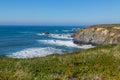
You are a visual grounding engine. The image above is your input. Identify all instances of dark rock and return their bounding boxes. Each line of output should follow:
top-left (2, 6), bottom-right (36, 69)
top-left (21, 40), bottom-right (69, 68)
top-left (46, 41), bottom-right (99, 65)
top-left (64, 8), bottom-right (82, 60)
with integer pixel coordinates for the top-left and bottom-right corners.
top-left (71, 34), bottom-right (74, 38)
top-left (59, 34), bottom-right (62, 36)
top-left (44, 32), bottom-right (50, 35)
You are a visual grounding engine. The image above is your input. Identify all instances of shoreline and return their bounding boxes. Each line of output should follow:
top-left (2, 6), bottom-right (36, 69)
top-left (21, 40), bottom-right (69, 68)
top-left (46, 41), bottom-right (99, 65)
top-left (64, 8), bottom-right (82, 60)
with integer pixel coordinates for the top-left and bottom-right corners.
top-left (1, 43), bottom-right (94, 59)
top-left (0, 44), bottom-right (119, 80)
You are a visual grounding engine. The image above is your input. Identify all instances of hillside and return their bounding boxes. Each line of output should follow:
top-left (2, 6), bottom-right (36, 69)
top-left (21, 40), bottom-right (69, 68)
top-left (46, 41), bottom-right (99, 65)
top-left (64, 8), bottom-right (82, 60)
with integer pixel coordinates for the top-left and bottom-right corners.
top-left (0, 44), bottom-right (120, 80)
top-left (73, 24), bottom-right (120, 45)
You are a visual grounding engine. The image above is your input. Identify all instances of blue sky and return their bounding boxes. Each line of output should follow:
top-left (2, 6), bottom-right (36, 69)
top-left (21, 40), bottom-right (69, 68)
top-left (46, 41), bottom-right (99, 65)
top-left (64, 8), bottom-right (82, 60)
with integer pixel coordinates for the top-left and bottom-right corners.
top-left (0, 0), bottom-right (120, 25)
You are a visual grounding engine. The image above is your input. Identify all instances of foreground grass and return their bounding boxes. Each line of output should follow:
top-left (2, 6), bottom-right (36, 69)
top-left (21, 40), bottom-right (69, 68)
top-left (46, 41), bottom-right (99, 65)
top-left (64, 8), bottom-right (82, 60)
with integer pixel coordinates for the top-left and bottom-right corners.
top-left (0, 44), bottom-right (120, 80)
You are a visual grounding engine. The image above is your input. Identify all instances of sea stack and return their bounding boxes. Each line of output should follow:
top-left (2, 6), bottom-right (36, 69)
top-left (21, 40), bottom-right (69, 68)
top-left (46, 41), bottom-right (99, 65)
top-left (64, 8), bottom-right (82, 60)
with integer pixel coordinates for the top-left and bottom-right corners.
top-left (73, 24), bottom-right (120, 46)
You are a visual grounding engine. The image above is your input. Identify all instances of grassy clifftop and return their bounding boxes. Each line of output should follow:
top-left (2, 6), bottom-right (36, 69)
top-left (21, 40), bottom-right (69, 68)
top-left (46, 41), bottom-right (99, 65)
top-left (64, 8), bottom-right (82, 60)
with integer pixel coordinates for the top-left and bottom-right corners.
top-left (0, 44), bottom-right (120, 80)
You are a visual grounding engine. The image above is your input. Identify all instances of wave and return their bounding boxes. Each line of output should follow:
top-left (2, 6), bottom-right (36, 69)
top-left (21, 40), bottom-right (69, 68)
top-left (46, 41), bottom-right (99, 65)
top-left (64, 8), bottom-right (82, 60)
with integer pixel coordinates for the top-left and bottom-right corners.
top-left (72, 28), bottom-right (78, 31)
top-left (49, 34), bottom-right (72, 39)
top-left (62, 30), bottom-right (71, 32)
top-left (38, 40), bottom-right (94, 49)
top-left (7, 47), bottom-right (62, 58)
top-left (36, 33), bottom-right (45, 36)
top-left (37, 33), bottom-right (72, 39)
top-left (62, 28), bottom-right (78, 32)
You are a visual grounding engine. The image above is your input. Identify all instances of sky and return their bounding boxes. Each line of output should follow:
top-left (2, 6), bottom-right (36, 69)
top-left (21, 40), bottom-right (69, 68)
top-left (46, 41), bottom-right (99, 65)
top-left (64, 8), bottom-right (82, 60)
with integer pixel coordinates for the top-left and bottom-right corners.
top-left (0, 0), bottom-right (120, 25)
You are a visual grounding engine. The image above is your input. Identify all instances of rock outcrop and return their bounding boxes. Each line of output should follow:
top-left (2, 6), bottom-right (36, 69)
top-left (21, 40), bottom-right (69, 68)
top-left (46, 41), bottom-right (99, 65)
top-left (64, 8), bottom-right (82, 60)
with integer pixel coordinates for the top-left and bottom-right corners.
top-left (44, 32), bottom-right (50, 35)
top-left (73, 24), bottom-right (120, 45)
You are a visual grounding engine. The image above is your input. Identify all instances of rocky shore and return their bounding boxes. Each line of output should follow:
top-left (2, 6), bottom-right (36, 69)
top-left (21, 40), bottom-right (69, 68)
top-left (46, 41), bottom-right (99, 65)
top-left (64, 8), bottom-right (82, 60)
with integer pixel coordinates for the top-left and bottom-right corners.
top-left (73, 24), bottom-right (120, 45)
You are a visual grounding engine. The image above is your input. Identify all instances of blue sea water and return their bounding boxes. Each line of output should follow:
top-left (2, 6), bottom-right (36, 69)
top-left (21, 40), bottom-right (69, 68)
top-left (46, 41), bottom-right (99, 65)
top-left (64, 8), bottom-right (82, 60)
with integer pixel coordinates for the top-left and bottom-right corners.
top-left (0, 26), bottom-right (93, 58)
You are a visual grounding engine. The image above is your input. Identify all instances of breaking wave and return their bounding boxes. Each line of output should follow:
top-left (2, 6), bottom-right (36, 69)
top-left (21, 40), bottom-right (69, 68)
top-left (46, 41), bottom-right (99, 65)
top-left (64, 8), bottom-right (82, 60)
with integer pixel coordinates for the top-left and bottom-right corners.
top-left (37, 33), bottom-right (72, 39)
top-left (49, 34), bottom-right (72, 39)
top-left (7, 47), bottom-right (62, 58)
top-left (38, 40), bottom-right (94, 49)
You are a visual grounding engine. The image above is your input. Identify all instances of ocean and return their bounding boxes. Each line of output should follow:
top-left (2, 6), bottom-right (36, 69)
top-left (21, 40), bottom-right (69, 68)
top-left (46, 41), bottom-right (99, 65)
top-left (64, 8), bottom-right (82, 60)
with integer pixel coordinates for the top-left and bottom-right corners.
top-left (0, 26), bottom-right (93, 58)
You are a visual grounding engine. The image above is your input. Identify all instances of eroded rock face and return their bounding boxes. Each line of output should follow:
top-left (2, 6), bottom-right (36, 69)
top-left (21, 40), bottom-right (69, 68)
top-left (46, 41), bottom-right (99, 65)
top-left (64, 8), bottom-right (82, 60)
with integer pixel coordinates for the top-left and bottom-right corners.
top-left (73, 24), bottom-right (120, 45)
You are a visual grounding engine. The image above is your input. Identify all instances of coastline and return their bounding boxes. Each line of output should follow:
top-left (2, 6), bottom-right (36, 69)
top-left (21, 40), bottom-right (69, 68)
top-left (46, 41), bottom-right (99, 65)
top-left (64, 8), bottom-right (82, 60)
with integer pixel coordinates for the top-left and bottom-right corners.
top-left (0, 24), bottom-right (120, 79)
top-left (73, 24), bottom-right (120, 46)
top-left (0, 26), bottom-right (85, 58)
top-left (0, 44), bottom-right (120, 80)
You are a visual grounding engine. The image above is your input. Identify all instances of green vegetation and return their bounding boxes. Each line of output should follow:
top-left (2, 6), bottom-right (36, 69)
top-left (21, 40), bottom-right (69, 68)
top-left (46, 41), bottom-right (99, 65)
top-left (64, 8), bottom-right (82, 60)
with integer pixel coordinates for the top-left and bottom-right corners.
top-left (0, 44), bottom-right (120, 80)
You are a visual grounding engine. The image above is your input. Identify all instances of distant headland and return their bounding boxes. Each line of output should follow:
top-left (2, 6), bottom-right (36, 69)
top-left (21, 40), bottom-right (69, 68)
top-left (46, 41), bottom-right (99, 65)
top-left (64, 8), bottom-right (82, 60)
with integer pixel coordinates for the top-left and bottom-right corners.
top-left (73, 24), bottom-right (120, 46)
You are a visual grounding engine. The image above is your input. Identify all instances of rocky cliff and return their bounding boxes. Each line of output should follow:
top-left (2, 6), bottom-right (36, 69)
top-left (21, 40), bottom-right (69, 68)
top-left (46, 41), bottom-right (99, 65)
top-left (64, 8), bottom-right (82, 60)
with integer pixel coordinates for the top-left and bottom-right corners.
top-left (73, 24), bottom-right (120, 45)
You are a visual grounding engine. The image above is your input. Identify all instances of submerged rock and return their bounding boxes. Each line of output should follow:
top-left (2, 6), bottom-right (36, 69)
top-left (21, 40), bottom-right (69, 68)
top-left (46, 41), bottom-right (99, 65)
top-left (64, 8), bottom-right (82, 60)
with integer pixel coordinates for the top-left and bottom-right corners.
top-left (44, 32), bottom-right (50, 35)
top-left (73, 24), bottom-right (120, 45)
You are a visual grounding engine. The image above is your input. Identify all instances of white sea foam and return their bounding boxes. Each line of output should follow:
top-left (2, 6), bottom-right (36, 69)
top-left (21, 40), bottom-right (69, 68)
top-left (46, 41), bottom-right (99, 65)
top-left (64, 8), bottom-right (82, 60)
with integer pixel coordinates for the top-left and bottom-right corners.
top-left (37, 33), bottom-right (72, 39)
top-left (37, 33), bottom-right (45, 36)
top-left (7, 40), bottom-right (94, 58)
top-left (72, 28), bottom-right (78, 31)
top-left (38, 40), bottom-right (94, 49)
top-left (7, 47), bottom-right (62, 58)
top-left (49, 34), bottom-right (72, 39)
top-left (62, 28), bottom-right (78, 32)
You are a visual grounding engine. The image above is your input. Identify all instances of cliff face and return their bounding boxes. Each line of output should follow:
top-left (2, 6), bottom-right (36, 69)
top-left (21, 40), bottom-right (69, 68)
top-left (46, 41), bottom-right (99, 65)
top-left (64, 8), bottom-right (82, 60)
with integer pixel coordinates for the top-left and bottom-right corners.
top-left (73, 24), bottom-right (120, 45)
